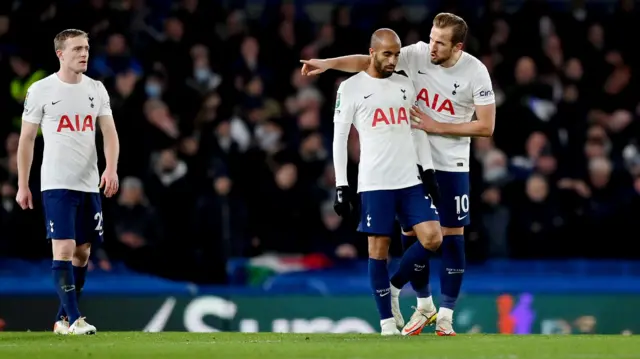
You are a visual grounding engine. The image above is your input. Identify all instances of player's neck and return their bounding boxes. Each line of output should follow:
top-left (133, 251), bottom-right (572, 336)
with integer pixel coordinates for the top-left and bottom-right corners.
top-left (440, 50), bottom-right (463, 69)
top-left (365, 67), bottom-right (387, 79)
top-left (56, 69), bottom-right (83, 84)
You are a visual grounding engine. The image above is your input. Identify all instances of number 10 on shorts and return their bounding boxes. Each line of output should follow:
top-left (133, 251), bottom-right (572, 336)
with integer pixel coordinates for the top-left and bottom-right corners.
top-left (454, 195), bottom-right (469, 214)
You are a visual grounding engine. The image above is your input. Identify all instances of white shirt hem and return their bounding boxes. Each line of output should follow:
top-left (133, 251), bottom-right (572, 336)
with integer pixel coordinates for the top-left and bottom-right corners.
top-left (41, 186), bottom-right (100, 194)
top-left (357, 180), bottom-right (421, 193)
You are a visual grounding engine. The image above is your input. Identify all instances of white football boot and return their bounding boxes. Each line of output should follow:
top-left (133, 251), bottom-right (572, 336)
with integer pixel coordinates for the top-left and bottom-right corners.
top-left (53, 317), bottom-right (69, 335)
top-left (68, 317), bottom-right (97, 335)
top-left (435, 308), bottom-right (457, 336)
top-left (401, 306), bottom-right (437, 336)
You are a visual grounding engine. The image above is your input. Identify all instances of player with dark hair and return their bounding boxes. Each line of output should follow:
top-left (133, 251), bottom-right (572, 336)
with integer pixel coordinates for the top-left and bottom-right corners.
top-left (303, 13), bottom-right (496, 336)
top-left (332, 28), bottom-right (442, 335)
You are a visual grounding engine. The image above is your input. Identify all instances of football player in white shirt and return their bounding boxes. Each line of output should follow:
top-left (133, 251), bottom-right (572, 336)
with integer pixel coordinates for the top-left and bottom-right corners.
top-left (302, 13), bottom-right (496, 336)
top-left (332, 28), bottom-right (442, 336)
top-left (16, 29), bottom-right (120, 335)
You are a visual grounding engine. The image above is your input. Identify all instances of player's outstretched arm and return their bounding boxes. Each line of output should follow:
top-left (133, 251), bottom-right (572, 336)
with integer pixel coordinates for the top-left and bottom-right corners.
top-left (300, 55), bottom-right (370, 76)
top-left (98, 115), bottom-right (120, 197)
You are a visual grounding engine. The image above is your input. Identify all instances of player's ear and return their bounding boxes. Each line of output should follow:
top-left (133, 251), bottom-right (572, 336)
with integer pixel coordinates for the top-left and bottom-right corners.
top-left (368, 48), bottom-right (375, 57)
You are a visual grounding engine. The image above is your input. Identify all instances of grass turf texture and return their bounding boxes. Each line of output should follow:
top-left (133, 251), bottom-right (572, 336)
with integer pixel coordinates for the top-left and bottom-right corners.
top-left (0, 332), bottom-right (638, 359)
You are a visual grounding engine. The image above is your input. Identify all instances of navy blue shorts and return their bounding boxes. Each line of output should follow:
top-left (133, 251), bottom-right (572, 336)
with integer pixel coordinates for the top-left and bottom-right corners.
top-left (435, 171), bottom-right (470, 228)
top-left (42, 189), bottom-right (104, 244)
top-left (358, 184), bottom-right (439, 236)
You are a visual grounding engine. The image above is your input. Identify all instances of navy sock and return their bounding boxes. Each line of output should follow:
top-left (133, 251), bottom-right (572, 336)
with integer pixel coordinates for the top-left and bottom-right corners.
top-left (439, 235), bottom-right (466, 310)
top-left (56, 265), bottom-right (88, 321)
top-left (368, 258), bottom-right (393, 320)
top-left (401, 233), bottom-right (431, 297)
top-left (390, 241), bottom-right (432, 289)
top-left (400, 233), bottom-right (417, 251)
top-left (52, 260), bottom-right (81, 324)
top-left (74, 265), bottom-right (88, 300)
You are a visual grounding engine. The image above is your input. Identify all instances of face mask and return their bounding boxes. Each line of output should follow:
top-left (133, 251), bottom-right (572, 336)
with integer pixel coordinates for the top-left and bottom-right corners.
top-left (258, 131), bottom-right (281, 151)
top-left (145, 83), bottom-right (161, 98)
top-left (194, 68), bottom-right (211, 82)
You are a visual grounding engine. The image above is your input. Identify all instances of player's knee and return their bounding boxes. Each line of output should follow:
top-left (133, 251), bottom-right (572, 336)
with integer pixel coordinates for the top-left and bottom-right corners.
top-left (442, 226), bottom-right (464, 236)
top-left (73, 244), bottom-right (91, 266)
top-left (368, 236), bottom-right (391, 260)
top-left (413, 221), bottom-right (443, 251)
top-left (51, 239), bottom-right (76, 260)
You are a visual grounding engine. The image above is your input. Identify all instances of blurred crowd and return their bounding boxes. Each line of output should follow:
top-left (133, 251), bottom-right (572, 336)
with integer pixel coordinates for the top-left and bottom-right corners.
top-left (1, 0), bottom-right (640, 283)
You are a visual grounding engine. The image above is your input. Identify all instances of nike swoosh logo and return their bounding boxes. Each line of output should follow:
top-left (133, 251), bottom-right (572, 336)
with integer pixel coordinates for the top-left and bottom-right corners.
top-left (418, 70), bottom-right (427, 74)
top-left (379, 291), bottom-right (390, 297)
top-left (364, 94), bottom-right (373, 99)
top-left (52, 100), bottom-right (61, 105)
top-left (458, 215), bottom-right (468, 220)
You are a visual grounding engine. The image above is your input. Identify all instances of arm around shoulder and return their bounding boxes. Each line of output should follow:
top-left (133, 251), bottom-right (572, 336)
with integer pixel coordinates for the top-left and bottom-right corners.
top-left (301, 55), bottom-right (370, 75)
top-left (327, 55), bottom-right (370, 73)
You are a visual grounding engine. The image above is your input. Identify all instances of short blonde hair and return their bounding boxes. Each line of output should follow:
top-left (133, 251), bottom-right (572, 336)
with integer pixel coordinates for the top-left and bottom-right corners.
top-left (54, 29), bottom-right (89, 51)
top-left (433, 13), bottom-right (468, 45)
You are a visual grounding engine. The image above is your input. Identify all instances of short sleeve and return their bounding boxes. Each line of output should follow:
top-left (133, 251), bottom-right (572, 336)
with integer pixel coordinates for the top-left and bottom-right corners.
top-left (333, 81), bottom-right (356, 124)
top-left (22, 83), bottom-right (45, 125)
top-left (472, 64), bottom-right (495, 106)
top-left (97, 81), bottom-right (112, 117)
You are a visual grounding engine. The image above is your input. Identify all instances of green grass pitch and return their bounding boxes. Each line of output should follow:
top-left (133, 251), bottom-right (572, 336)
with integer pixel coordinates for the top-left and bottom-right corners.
top-left (0, 332), bottom-right (638, 359)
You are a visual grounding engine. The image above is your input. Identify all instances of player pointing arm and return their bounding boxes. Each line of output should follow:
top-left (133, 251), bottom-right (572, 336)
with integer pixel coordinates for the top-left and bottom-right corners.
top-left (307, 13), bottom-right (497, 337)
top-left (300, 21), bottom-right (495, 138)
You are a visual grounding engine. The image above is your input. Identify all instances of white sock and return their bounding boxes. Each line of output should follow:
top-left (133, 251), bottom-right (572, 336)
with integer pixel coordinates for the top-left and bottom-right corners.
top-left (417, 296), bottom-right (436, 312)
top-left (380, 317), bottom-right (395, 327)
top-left (390, 284), bottom-right (401, 297)
top-left (438, 307), bottom-right (454, 320)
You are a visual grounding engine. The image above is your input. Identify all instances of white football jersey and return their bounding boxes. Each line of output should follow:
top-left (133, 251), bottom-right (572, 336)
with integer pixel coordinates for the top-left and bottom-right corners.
top-left (334, 71), bottom-right (421, 192)
top-left (23, 74), bottom-right (112, 193)
top-left (397, 41), bottom-right (495, 172)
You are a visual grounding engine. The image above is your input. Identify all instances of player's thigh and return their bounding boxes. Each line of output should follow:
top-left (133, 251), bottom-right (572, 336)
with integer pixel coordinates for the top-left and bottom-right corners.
top-left (396, 184), bottom-right (439, 230)
top-left (42, 189), bottom-right (80, 241)
top-left (358, 190), bottom-right (396, 236)
top-left (76, 192), bottom-right (104, 246)
top-left (434, 171), bottom-right (470, 228)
